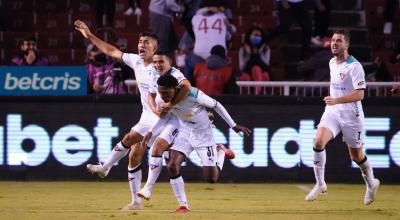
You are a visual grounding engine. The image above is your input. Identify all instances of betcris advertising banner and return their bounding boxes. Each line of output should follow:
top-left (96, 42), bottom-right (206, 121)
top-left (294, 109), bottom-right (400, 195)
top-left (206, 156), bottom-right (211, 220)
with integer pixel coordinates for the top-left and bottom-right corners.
top-left (0, 96), bottom-right (399, 182)
top-left (0, 66), bottom-right (86, 96)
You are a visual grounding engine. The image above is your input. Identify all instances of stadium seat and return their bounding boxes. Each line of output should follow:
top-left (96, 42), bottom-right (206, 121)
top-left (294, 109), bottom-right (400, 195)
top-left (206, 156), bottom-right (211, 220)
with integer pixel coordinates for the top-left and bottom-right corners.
top-left (231, 0), bottom-right (274, 16)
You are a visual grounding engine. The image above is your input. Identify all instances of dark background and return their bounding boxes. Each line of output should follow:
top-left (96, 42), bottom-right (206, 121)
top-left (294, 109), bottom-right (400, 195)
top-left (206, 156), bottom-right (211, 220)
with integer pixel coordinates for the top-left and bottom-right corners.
top-left (0, 95), bottom-right (399, 183)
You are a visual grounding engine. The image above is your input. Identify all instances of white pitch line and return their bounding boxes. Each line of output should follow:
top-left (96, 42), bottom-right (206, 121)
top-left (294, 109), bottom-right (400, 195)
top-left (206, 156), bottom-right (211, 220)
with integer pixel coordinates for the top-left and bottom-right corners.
top-left (297, 184), bottom-right (312, 192)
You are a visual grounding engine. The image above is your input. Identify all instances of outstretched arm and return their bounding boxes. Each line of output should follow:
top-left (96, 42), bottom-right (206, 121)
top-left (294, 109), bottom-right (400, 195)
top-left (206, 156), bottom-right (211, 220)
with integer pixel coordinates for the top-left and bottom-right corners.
top-left (74, 20), bottom-right (123, 60)
top-left (196, 89), bottom-right (251, 136)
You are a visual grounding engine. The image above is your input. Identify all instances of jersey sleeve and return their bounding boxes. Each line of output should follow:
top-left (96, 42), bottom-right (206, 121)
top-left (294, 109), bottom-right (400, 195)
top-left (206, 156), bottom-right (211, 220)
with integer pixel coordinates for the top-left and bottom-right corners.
top-left (350, 63), bottom-right (366, 90)
top-left (195, 89), bottom-right (217, 108)
top-left (196, 89), bottom-right (236, 128)
top-left (148, 71), bottom-right (159, 94)
top-left (171, 68), bottom-right (186, 84)
top-left (121, 53), bottom-right (140, 70)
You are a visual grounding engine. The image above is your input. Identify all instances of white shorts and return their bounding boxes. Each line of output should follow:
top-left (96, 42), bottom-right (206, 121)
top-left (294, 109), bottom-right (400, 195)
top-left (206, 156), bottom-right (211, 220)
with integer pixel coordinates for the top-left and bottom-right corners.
top-left (171, 126), bottom-right (217, 166)
top-left (132, 113), bottom-right (179, 147)
top-left (318, 110), bottom-right (364, 148)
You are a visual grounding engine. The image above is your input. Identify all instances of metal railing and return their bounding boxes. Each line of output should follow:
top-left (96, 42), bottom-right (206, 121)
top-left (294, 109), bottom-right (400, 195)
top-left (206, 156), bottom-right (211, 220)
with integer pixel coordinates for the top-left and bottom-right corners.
top-left (125, 80), bottom-right (400, 97)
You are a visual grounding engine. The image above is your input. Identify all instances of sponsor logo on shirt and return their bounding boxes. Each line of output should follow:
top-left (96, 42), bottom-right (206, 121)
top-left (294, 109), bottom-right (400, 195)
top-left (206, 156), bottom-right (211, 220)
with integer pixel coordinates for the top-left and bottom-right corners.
top-left (184, 114), bottom-right (193, 119)
top-left (339, 72), bottom-right (346, 80)
top-left (358, 81), bottom-right (365, 86)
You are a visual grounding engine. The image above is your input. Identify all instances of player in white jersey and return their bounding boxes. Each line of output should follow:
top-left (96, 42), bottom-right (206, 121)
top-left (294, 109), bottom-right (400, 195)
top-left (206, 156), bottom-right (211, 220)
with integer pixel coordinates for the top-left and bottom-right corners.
top-left (137, 51), bottom-right (236, 202)
top-left (74, 20), bottom-right (191, 210)
top-left (305, 29), bottom-right (379, 205)
top-left (140, 73), bottom-right (251, 213)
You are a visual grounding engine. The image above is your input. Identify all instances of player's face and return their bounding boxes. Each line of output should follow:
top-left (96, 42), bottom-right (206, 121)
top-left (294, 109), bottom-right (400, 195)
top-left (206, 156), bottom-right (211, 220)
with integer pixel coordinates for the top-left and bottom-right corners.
top-left (138, 36), bottom-right (157, 60)
top-left (158, 86), bottom-right (176, 103)
top-left (331, 33), bottom-right (349, 56)
top-left (153, 54), bottom-right (172, 74)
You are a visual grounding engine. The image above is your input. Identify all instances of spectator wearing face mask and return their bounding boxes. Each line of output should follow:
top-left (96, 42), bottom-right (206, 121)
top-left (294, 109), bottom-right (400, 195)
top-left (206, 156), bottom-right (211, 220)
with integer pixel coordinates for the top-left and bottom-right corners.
top-left (10, 36), bottom-right (49, 66)
top-left (238, 26), bottom-right (270, 82)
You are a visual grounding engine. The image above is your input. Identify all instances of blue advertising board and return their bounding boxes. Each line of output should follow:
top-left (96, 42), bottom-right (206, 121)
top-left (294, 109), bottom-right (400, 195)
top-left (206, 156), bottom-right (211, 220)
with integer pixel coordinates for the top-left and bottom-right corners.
top-left (0, 66), bottom-right (87, 96)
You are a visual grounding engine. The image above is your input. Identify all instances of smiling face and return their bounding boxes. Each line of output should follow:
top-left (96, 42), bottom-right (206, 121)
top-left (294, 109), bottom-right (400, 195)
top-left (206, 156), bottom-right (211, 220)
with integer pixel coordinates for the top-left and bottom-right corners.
top-left (331, 33), bottom-right (349, 57)
top-left (157, 85), bottom-right (176, 103)
top-left (137, 36), bottom-right (157, 62)
top-left (153, 54), bottom-right (172, 75)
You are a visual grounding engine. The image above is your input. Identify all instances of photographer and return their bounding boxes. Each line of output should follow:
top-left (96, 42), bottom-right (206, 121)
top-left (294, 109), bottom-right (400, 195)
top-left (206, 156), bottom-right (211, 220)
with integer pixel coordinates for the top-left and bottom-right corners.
top-left (86, 44), bottom-right (131, 95)
top-left (10, 36), bottom-right (49, 66)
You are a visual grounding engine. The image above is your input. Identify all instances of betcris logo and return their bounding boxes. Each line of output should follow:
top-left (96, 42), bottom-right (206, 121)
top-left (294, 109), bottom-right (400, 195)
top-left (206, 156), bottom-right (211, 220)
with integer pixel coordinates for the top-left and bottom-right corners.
top-left (0, 66), bottom-right (86, 96)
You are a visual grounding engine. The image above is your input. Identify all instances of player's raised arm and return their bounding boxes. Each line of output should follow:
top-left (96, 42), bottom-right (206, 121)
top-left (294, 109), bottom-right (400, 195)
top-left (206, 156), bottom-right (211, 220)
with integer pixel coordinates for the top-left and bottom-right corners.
top-left (74, 20), bottom-right (123, 60)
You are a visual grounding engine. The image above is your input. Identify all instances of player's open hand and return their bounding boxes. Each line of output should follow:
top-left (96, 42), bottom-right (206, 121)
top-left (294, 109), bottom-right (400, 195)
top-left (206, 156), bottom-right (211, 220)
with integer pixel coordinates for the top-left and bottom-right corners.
top-left (232, 125), bottom-right (251, 137)
top-left (74, 20), bottom-right (91, 39)
top-left (323, 96), bottom-right (337, 105)
top-left (140, 132), bottom-right (153, 150)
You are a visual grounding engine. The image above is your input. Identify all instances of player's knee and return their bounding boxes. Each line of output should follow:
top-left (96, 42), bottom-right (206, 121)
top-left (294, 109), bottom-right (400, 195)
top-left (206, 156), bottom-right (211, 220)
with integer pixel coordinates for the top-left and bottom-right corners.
top-left (152, 140), bottom-right (168, 156)
top-left (167, 163), bottom-right (180, 176)
top-left (314, 138), bottom-right (325, 150)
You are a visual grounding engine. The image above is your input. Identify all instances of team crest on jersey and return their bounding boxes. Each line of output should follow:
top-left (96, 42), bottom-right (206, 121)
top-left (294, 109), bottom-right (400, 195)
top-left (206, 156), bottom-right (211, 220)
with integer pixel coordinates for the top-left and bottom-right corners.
top-left (339, 72), bottom-right (346, 80)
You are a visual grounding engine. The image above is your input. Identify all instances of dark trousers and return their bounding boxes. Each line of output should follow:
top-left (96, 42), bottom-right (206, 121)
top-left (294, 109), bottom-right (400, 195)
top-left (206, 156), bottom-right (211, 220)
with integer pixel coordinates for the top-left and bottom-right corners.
top-left (95, 0), bottom-right (116, 28)
top-left (313, 0), bottom-right (331, 38)
top-left (269, 1), bottom-right (312, 58)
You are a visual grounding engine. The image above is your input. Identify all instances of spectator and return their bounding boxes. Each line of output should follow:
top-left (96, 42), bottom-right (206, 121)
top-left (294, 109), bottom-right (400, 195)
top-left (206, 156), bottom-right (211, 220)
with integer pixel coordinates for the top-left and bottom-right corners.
top-left (86, 44), bottom-right (130, 95)
top-left (10, 36), bottom-right (49, 66)
top-left (310, 0), bottom-right (331, 47)
top-left (383, 0), bottom-right (398, 35)
top-left (149, 0), bottom-right (184, 57)
top-left (238, 26), bottom-right (271, 82)
top-left (184, 1), bottom-right (234, 83)
top-left (297, 44), bottom-right (331, 81)
top-left (193, 45), bottom-right (238, 95)
top-left (268, 0), bottom-right (312, 59)
top-left (94, 0), bottom-right (116, 30)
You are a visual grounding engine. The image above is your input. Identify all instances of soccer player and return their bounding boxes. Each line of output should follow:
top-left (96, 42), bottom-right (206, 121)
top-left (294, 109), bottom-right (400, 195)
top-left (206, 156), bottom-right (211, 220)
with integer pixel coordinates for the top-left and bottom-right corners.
top-left (74, 20), bottom-right (191, 210)
top-left (305, 29), bottom-right (380, 205)
top-left (137, 51), bottom-right (236, 201)
top-left (140, 74), bottom-right (251, 212)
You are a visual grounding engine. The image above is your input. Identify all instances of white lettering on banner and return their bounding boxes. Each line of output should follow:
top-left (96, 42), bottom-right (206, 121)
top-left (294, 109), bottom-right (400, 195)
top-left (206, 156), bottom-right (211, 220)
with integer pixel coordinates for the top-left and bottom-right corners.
top-left (0, 114), bottom-right (399, 168)
top-left (94, 118), bottom-right (119, 163)
top-left (3, 72), bottom-right (81, 91)
top-left (4, 114), bottom-right (118, 166)
top-left (352, 118), bottom-right (391, 168)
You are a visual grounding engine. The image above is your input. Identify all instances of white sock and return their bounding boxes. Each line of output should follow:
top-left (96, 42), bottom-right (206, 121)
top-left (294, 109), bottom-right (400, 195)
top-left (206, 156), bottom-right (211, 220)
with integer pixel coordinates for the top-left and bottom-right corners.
top-left (170, 176), bottom-right (188, 207)
top-left (358, 157), bottom-right (375, 187)
top-left (128, 164), bottom-right (142, 204)
top-left (313, 148), bottom-right (326, 187)
top-left (144, 156), bottom-right (163, 191)
top-left (103, 142), bottom-right (129, 170)
top-left (216, 149), bottom-right (225, 171)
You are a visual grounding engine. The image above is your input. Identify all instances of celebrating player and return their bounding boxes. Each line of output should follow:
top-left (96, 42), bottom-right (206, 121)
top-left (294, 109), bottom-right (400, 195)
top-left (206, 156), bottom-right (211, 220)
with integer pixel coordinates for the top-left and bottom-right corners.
top-left (305, 29), bottom-right (380, 205)
top-left (140, 73), bottom-right (251, 212)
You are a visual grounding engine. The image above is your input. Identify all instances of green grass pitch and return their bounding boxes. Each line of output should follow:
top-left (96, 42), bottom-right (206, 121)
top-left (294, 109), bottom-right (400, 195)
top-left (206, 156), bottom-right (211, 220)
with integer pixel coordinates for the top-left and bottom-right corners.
top-left (0, 181), bottom-right (399, 220)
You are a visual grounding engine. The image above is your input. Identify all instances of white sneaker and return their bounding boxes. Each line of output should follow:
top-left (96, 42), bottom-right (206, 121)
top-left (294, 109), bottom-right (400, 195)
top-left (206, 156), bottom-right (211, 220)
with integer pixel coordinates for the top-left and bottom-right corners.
top-left (137, 187), bottom-right (152, 200)
top-left (86, 163), bottom-right (110, 178)
top-left (311, 36), bottom-right (323, 46)
top-left (305, 184), bottom-right (327, 201)
top-left (383, 22), bottom-right (392, 35)
top-left (120, 202), bottom-right (144, 211)
top-left (364, 178), bottom-right (380, 205)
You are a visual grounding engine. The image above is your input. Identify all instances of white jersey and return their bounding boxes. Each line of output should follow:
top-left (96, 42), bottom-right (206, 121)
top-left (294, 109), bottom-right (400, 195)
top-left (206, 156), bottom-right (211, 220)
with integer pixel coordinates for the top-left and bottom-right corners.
top-left (122, 53), bottom-right (158, 123)
top-left (327, 55), bottom-right (366, 119)
top-left (192, 11), bottom-right (227, 59)
top-left (154, 88), bottom-right (236, 130)
top-left (149, 67), bottom-right (186, 94)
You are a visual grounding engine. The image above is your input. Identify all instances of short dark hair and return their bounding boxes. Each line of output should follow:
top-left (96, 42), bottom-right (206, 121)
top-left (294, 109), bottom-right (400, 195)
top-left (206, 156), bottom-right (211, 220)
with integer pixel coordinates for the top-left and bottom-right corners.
top-left (139, 32), bottom-right (159, 43)
top-left (154, 50), bottom-right (171, 59)
top-left (20, 36), bottom-right (37, 45)
top-left (157, 73), bottom-right (178, 88)
top-left (333, 29), bottom-right (350, 43)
